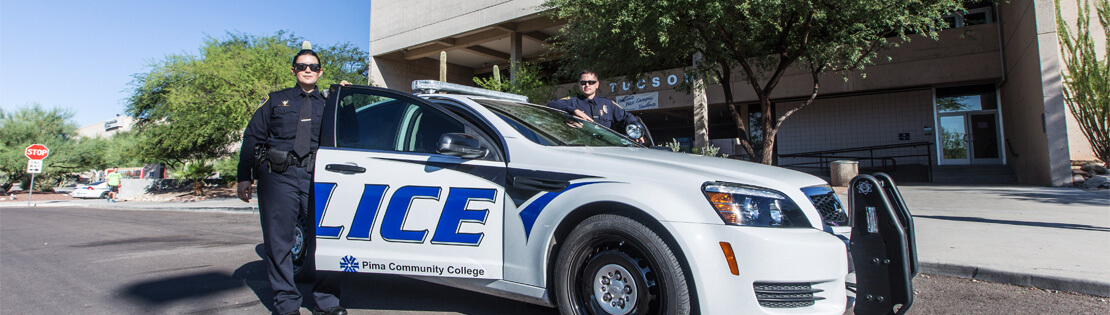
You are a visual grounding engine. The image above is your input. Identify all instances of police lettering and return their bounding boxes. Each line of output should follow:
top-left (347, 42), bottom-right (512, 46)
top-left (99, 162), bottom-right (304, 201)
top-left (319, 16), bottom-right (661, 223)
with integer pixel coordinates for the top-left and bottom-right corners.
top-left (314, 183), bottom-right (495, 246)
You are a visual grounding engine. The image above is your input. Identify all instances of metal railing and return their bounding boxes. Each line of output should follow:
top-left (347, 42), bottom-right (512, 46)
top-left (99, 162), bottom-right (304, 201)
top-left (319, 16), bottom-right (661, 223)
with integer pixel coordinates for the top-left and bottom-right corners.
top-left (778, 141), bottom-right (934, 182)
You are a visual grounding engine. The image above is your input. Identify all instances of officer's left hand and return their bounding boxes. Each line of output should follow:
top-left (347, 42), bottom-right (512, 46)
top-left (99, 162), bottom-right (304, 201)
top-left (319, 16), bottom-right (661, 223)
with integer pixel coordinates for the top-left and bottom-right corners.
top-left (339, 80), bottom-right (352, 86)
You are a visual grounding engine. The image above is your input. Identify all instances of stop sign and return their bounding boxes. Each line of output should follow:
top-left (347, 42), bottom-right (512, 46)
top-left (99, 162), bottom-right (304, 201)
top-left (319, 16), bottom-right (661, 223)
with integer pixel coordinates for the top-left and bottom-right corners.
top-left (25, 144), bottom-right (49, 160)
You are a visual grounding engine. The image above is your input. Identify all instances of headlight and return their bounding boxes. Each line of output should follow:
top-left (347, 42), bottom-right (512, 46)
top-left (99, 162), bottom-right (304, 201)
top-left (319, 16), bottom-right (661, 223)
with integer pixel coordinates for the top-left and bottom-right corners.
top-left (702, 182), bottom-right (812, 228)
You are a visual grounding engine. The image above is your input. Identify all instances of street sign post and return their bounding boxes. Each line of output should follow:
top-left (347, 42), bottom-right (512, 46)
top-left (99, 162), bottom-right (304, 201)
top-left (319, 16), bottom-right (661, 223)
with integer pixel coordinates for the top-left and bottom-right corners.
top-left (24, 144), bottom-right (49, 206)
top-left (26, 160), bottom-right (42, 173)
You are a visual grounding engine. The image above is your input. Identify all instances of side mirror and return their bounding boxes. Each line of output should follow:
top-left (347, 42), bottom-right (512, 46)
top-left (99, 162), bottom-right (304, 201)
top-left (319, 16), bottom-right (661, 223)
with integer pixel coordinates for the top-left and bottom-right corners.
top-left (624, 118), bottom-right (655, 146)
top-left (437, 133), bottom-right (489, 159)
top-left (625, 123), bottom-right (644, 139)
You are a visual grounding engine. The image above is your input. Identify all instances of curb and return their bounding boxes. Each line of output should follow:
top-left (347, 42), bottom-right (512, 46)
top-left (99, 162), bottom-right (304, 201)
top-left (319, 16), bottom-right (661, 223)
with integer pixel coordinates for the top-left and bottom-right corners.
top-left (87, 203), bottom-right (259, 213)
top-left (920, 261), bottom-right (1110, 297)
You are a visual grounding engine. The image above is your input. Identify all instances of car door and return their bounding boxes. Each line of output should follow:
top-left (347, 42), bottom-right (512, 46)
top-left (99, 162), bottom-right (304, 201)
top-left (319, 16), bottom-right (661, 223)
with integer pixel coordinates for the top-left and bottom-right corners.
top-left (313, 86), bottom-right (507, 279)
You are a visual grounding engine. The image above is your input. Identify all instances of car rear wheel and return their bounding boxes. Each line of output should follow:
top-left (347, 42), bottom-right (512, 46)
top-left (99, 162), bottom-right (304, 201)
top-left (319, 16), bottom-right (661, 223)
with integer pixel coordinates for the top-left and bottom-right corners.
top-left (555, 214), bottom-right (690, 315)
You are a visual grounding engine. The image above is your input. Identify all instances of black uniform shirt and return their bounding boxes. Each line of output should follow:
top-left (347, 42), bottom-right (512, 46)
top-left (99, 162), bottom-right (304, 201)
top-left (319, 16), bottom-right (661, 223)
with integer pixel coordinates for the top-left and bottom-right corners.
top-left (237, 86), bottom-right (326, 182)
top-left (546, 94), bottom-right (638, 130)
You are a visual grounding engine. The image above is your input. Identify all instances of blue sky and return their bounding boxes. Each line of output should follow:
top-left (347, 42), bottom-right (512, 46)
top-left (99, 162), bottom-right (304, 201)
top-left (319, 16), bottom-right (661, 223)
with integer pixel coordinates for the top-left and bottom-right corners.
top-left (0, 0), bottom-right (372, 127)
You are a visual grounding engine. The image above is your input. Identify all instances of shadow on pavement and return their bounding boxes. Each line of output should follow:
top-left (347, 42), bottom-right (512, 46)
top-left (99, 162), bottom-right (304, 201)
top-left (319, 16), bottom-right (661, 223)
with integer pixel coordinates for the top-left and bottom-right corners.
top-left (121, 242), bottom-right (558, 314)
top-left (334, 273), bottom-right (559, 314)
top-left (121, 271), bottom-right (246, 304)
top-left (986, 189), bottom-right (1110, 206)
top-left (119, 244), bottom-right (277, 314)
top-left (244, 243), bottom-right (558, 314)
top-left (913, 185), bottom-right (1109, 207)
top-left (915, 215), bottom-right (1110, 232)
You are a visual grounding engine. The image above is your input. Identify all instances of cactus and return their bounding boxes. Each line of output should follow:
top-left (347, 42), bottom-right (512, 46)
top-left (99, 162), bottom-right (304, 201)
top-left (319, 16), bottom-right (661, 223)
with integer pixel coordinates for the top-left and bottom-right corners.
top-left (492, 65), bottom-right (502, 88)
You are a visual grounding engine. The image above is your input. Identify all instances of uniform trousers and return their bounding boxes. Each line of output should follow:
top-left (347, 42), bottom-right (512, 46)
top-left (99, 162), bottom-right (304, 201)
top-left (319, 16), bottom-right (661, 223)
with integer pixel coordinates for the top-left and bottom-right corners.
top-left (257, 165), bottom-right (341, 314)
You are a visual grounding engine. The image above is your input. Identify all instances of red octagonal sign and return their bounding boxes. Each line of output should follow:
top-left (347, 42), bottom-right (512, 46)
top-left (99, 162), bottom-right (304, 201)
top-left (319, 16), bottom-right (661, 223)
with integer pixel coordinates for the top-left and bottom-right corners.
top-left (25, 144), bottom-right (49, 160)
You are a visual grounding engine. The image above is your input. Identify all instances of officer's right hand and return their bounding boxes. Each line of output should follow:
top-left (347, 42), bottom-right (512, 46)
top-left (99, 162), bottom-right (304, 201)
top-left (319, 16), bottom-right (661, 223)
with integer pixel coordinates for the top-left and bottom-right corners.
top-left (237, 181), bottom-right (253, 202)
top-left (572, 109), bottom-right (594, 122)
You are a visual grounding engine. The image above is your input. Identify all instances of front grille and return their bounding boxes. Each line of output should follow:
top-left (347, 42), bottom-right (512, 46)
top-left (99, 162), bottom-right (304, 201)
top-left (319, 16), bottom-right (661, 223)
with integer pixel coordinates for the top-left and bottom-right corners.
top-left (753, 282), bottom-right (824, 308)
top-left (808, 192), bottom-right (849, 226)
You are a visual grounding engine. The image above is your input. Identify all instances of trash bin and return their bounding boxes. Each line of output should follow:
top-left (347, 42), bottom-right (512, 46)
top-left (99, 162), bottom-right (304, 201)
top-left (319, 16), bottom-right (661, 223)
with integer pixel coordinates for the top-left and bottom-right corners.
top-left (830, 160), bottom-right (858, 187)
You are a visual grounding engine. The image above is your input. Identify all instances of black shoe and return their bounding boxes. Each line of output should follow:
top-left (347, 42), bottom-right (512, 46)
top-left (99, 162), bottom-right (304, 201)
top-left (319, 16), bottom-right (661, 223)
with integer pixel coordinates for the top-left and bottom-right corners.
top-left (280, 311), bottom-right (300, 315)
top-left (311, 306), bottom-right (347, 315)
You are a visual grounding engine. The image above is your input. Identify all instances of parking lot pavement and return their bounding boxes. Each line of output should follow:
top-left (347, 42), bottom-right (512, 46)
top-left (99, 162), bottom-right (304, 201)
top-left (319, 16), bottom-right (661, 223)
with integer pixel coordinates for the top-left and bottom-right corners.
top-left (7, 184), bottom-right (1109, 296)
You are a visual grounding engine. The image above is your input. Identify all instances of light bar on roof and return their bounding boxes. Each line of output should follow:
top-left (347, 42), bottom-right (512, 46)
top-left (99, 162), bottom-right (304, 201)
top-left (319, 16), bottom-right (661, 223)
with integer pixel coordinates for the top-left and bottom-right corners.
top-left (412, 80), bottom-right (529, 103)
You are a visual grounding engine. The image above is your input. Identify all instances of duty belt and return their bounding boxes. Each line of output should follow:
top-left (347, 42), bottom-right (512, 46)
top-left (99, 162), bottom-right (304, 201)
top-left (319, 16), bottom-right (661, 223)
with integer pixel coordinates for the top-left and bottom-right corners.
top-left (263, 147), bottom-right (315, 173)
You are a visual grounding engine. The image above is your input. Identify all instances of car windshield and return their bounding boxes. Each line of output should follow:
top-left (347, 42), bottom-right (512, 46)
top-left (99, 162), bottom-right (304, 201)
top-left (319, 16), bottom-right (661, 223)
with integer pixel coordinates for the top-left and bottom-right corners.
top-left (474, 99), bottom-right (641, 147)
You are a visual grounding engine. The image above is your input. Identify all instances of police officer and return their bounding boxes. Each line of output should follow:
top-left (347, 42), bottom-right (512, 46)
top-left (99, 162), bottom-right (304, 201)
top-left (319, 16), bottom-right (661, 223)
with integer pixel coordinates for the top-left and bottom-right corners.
top-left (237, 42), bottom-right (346, 315)
top-left (547, 69), bottom-right (641, 137)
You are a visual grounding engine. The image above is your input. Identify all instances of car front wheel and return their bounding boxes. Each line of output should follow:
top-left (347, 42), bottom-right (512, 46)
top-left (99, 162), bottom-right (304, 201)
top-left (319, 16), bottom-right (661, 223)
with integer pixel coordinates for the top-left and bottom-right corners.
top-left (292, 211), bottom-right (314, 282)
top-left (555, 214), bottom-right (690, 315)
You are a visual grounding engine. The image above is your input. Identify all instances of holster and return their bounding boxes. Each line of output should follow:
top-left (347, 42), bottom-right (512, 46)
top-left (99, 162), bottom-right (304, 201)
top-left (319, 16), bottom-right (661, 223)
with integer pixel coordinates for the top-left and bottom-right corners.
top-left (267, 149), bottom-right (292, 173)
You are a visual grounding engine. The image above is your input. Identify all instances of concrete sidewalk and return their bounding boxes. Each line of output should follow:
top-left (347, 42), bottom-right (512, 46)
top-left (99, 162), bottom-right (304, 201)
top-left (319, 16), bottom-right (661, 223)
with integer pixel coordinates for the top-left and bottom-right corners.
top-left (884, 184), bottom-right (1109, 297)
top-left (5, 184), bottom-right (1108, 296)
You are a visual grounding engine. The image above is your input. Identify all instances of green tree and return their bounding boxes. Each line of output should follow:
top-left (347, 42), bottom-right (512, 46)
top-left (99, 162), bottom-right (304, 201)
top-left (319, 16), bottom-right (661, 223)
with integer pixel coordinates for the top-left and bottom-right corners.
top-left (1056, 0), bottom-right (1109, 165)
top-left (100, 131), bottom-right (148, 168)
top-left (543, 0), bottom-right (961, 164)
top-left (0, 104), bottom-right (106, 191)
top-left (171, 160), bottom-right (216, 196)
top-left (127, 31), bottom-right (368, 167)
top-left (473, 61), bottom-right (557, 104)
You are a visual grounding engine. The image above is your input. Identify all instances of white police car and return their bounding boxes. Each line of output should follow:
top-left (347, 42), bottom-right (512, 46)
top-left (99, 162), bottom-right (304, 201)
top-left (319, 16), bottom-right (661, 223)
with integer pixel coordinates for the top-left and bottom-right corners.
top-left (301, 81), bottom-right (914, 314)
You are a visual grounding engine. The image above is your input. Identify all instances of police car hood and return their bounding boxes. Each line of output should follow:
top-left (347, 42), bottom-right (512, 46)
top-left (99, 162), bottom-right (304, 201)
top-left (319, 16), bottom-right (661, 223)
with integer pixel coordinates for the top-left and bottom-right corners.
top-left (572, 147), bottom-right (828, 189)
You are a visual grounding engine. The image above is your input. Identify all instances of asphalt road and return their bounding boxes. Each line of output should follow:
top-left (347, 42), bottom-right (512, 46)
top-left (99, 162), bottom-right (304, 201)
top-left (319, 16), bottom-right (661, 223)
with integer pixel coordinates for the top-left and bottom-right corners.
top-left (2, 206), bottom-right (1106, 314)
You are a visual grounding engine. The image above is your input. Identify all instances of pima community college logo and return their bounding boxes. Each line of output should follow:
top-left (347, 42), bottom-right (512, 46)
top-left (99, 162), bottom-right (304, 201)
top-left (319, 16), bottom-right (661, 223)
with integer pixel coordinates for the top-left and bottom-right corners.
top-left (340, 255), bottom-right (359, 272)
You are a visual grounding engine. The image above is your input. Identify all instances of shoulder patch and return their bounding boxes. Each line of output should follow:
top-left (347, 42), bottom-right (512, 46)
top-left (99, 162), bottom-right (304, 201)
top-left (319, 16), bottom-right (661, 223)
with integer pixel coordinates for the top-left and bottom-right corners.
top-left (253, 96), bottom-right (269, 112)
top-left (561, 96), bottom-right (572, 100)
top-left (611, 99), bottom-right (625, 109)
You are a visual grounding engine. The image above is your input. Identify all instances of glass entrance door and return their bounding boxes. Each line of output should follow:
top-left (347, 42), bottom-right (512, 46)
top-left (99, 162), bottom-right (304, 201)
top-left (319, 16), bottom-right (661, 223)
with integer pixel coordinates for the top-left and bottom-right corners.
top-left (968, 113), bottom-right (1002, 164)
top-left (938, 114), bottom-right (970, 165)
top-left (938, 112), bottom-right (1002, 165)
top-left (934, 85), bottom-right (1004, 165)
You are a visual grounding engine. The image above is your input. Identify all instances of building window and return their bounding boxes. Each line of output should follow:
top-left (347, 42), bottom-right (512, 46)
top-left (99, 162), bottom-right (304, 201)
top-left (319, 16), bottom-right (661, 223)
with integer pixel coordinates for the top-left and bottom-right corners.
top-left (942, 4), bottom-right (994, 29)
top-left (936, 85), bottom-right (997, 113)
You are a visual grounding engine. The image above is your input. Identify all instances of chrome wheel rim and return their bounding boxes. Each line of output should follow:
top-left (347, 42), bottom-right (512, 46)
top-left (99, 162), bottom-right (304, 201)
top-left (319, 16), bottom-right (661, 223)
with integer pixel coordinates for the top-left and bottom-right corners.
top-left (592, 264), bottom-right (637, 314)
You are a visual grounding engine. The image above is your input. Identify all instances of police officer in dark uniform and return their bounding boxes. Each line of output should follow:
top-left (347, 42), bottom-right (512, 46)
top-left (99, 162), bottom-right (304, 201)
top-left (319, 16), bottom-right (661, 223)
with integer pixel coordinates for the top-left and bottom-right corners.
top-left (547, 69), bottom-right (641, 135)
top-left (237, 42), bottom-right (346, 315)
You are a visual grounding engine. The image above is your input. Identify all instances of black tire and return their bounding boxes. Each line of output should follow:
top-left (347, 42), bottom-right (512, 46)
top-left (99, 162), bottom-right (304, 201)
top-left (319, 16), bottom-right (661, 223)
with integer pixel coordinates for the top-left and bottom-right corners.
top-left (293, 211), bottom-right (315, 282)
top-left (555, 214), bottom-right (690, 315)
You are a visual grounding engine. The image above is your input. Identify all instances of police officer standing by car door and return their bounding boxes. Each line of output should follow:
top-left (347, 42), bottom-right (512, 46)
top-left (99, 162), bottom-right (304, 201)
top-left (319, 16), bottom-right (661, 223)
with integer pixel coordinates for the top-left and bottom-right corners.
top-left (236, 42), bottom-right (346, 315)
top-left (547, 69), bottom-right (642, 142)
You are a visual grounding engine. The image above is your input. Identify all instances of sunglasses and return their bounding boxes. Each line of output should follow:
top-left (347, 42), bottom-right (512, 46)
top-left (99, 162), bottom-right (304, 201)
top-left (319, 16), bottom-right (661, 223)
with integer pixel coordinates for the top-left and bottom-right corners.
top-left (579, 80), bottom-right (598, 85)
top-left (294, 63), bottom-right (322, 72)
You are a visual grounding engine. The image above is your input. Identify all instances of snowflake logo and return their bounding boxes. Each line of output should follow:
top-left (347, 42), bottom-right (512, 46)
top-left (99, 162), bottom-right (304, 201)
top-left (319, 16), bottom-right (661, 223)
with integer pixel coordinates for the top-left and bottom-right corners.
top-left (340, 255), bottom-right (359, 272)
top-left (856, 181), bottom-right (873, 195)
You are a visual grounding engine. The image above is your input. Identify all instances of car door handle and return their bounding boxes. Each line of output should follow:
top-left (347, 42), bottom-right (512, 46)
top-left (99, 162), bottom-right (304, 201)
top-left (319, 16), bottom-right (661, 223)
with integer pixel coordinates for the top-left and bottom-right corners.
top-left (325, 164), bottom-right (366, 174)
top-left (512, 176), bottom-right (569, 191)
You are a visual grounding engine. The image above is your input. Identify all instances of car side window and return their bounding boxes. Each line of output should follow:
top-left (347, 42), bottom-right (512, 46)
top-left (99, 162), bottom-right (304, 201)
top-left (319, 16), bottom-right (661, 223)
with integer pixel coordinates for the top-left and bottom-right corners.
top-left (335, 91), bottom-right (478, 157)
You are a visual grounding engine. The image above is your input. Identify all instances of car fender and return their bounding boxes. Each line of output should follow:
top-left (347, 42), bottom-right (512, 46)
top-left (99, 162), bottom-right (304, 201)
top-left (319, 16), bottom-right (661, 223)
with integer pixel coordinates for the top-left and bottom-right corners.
top-left (502, 179), bottom-right (714, 290)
